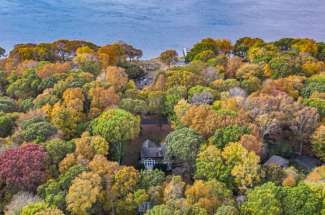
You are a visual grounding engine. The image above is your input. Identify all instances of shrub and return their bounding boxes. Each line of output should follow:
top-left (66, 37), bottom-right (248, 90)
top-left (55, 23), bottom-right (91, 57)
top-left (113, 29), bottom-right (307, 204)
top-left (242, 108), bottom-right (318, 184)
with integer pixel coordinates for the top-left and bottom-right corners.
top-left (0, 112), bottom-right (16, 138)
top-left (19, 98), bottom-right (34, 112)
top-left (0, 96), bottom-right (18, 113)
top-left (19, 118), bottom-right (57, 143)
top-left (188, 85), bottom-right (215, 100)
top-left (211, 79), bottom-right (240, 92)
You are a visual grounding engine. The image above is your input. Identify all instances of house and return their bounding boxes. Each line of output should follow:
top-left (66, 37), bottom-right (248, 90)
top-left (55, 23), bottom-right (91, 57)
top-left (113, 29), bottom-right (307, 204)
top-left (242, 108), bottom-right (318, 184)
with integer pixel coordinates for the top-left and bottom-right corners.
top-left (140, 139), bottom-right (168, 170)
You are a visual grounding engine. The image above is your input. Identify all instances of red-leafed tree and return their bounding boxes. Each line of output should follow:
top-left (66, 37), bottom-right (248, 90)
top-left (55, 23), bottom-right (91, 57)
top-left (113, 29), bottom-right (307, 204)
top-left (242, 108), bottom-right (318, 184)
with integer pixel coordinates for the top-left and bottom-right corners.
top-left (0, 144), bottom-right (49, 191)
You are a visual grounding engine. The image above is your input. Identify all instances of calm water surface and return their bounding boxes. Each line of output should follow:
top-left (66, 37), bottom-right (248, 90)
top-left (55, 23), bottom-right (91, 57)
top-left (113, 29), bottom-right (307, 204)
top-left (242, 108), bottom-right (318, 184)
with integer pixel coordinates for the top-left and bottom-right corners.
top-left (0, 0), bottom-right (325, 58)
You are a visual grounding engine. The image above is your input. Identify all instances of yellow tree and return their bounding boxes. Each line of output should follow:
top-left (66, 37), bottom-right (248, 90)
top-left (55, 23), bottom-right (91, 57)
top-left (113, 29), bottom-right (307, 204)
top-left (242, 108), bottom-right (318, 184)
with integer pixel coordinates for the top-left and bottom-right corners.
top-left (104, 166), bottom-right (140, 214)
top-left (222, 142), bottom-right (261, 192)
top-left (48, 87), bottom-right (87, 139)
top-left (311, 125), bottom-right (325, 162)
top-left (180, 105), bottom-right (220, 138)
top-left (97, 44), bottom-right (125, 68)
top-left (215, 39), bottom-right (233, 55)
top-left (105, 66), bottom-right (128, 91)
top-left (62, 88), bottom-right (85, 111)
top-left (88, 86), bottom-right (120, 118)
top-left (292, 38), bottom-right (318, 55)
top-left (163, 176), bottom-right (186, 202)
top-left (74, 132), bottom-right (109, 160)
top-left (73, 46), bottom-right (97, 64)
top-left (50, 102), bottom-right (85, 139)
top-left (185, 180), bottom-right (234, 214)
top-left (66, 172), bottom-right (103, 215)
top-left (88, 155), bottom-right (119, 177)
top-left (36, 62), bottom-right (71, 79)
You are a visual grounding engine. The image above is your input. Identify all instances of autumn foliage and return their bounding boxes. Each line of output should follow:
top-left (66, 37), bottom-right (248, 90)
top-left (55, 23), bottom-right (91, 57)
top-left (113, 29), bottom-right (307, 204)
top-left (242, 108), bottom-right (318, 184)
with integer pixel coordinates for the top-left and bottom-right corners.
top-left (0, 144), bottom-right (49, 191)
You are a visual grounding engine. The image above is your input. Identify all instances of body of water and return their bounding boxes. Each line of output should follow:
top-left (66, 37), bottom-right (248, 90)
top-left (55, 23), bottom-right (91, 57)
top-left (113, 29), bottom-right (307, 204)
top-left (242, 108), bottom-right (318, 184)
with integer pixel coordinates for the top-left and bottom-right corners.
top-left (0, 0), bottom-right (325, 58)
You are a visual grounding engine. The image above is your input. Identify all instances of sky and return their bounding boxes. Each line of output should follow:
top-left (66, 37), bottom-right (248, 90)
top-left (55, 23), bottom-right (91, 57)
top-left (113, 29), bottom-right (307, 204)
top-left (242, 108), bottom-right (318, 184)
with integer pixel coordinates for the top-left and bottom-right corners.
top-left (0, 0), bottom-right (325, 58)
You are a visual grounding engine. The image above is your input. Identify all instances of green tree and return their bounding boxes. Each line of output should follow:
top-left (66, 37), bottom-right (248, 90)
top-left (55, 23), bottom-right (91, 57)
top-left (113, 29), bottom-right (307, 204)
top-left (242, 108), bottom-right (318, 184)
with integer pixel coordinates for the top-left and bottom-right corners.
top-left (317, 42), bottom-right (325, 60)
top-left (43, 138), bottom-right (75, 177)
top-left (234, 37), bottom-right (264, 58)
top-left (90, 108), bottom-right (140, 162)
top-left (304, 97), bottom-right (325, 117)
top-left (269, 54), bottom-right (302, 78)
top-left (208, 125), bottom-right (251, 149)
top-left (215, 205), bottom-right (239, 215)
top-left (118, 62), bottom-right (145, 79)
top-left (240, 182), bottom-right (282, 215)
top-left (193, 50), bottom-right (216, 62)
top-left (165, 127), bottom-right (203, 166)
top-left (0, 96), bottom-right (18, 113)
top-left (6, 69), bottom-right (42, 99)
top-left (186, 38), bottom-right (219, 62)
top-left (280, 183), bottom-right (322, 215)
top-left (247, 45), bottom-right (278, 64)
top-left (0, 112), bottom-right (17, 138)
top-left (18, 117), bottom-right (57, 143)
top-left (162, 86), bottom-right (187, 118)
top-left (139, 169), bottom-right (165, 190)
top-left (195, 145), bottom-right (231, 185)
top-left (119, 98), bottom-right (147, 115)
top-left (20, 202), bottom-right (54, 215)
top-left (37, 164), bottom-right (88, 210)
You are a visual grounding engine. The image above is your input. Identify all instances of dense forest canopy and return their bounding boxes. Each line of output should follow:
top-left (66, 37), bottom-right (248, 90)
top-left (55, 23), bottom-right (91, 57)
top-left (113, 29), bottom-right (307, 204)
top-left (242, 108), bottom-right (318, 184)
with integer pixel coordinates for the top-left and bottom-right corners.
top-left (0, 37), bottom-right (325, 215)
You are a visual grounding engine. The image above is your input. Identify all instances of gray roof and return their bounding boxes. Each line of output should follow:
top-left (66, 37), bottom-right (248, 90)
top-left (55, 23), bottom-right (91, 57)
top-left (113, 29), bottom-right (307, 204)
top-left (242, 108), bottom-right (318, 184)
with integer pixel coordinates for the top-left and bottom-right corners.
top-left (293, 155), bottom-right (321, 171)
top-left (141, 139), bottom-right (164, 159)
top-left (264, 155), bottom-right (289, 168)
